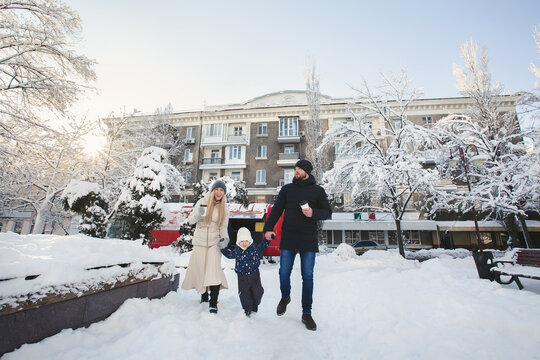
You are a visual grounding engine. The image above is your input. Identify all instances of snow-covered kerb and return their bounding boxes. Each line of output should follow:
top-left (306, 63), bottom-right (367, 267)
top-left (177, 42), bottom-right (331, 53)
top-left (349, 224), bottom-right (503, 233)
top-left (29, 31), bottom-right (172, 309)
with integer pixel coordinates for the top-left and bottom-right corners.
top-left (0, 233), bottom-right (178, 310)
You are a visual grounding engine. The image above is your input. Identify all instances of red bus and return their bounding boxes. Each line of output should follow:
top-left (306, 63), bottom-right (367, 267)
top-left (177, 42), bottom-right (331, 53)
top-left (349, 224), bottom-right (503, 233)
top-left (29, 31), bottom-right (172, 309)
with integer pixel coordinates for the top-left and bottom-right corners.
top-left (150, 203), bottom-right (282, 257)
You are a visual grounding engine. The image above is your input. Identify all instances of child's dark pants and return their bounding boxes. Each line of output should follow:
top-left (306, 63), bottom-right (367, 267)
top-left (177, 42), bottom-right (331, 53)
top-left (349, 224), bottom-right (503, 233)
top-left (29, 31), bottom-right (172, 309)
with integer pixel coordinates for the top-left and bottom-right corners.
top-left (238, 269), bottom-right (264, 312)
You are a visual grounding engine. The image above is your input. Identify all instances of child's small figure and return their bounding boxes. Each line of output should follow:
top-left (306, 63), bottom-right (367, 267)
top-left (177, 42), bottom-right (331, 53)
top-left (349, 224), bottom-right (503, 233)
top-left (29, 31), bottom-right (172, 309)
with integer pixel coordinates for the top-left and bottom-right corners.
top-left (220, 227), bottom-right (270, 317)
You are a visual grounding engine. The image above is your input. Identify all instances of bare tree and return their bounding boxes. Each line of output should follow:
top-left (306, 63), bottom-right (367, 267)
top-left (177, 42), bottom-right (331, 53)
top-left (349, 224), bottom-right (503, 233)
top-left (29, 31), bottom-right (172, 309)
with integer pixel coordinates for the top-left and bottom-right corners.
top-left (320, 69), bottom-right (443, 257)
top-left (435, 39), bottom-right (539, 248)
top-left (0, 0), bottom-right (96, 146)
top-left (304, 57), bottom-right (326, 181)
top-left (1, 117), bottom-right (93, 234)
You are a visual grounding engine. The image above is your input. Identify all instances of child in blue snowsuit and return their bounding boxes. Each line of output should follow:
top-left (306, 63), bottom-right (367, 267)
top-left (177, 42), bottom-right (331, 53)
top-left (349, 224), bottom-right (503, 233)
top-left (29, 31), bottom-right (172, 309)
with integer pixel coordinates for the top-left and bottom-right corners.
top-left (220, 227), bottom-right (270, 317)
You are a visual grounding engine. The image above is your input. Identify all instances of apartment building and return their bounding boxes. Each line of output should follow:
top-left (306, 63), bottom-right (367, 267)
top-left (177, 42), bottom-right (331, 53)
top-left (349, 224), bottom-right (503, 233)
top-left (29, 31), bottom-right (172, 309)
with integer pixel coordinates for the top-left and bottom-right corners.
top-left (112, 90), bottom-right (518, 204)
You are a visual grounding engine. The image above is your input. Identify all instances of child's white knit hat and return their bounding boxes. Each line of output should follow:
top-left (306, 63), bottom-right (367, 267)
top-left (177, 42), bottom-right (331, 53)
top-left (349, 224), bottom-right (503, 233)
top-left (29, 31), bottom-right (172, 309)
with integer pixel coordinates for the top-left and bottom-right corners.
top-left (236, 227), bottom-right (253, 246)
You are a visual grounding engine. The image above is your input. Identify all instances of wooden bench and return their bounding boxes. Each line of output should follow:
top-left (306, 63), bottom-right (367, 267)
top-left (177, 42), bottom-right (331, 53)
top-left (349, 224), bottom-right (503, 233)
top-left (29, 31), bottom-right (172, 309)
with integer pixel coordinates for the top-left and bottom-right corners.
top-left (472, 248), bottom-right (540, 290)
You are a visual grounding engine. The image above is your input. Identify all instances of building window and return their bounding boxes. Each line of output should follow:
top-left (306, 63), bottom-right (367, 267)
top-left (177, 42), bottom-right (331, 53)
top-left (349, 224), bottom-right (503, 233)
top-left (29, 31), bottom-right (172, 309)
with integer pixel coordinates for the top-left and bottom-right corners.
top-left (392, 118), bottom-right (402, 130)
top-left (257, 145), bottom-right (267, 158)
top-left (258, 123), bottom-right (267, 135)
top-left (205, 123), bottom-right (222, 137)
top-left (13, 221), bottom-right (23, 234)
top-left (184, 148), bottom-right (193, 162)
top-left (255, 195), bottom-right (266, 203)
top-left (186, 127), bottom-right (195, 139)
top-left (256, 169), bottom-right (266, 184)
top-left (363, 120), bottom-right (372, 129)
top-left (422, 116), bottom-right (433, 126)
top-left (279, 117), bottom-right (298, 137)
top-left (284, 145), bottom-right (294, 154)
top-left (229, 146), bottom-right (242, 160)
top-left (184, 171), bottom-right (192, 185)
top-left (209, 172), bottom-right (218, 181)
top-left (233, 127), bottom-right (242, 136)
top-left (284, 169), bottom-right (294, 184)
top-left (368, 230), bottom-right (385, 245)
top-left (231, 171), bottom-right (241, 181)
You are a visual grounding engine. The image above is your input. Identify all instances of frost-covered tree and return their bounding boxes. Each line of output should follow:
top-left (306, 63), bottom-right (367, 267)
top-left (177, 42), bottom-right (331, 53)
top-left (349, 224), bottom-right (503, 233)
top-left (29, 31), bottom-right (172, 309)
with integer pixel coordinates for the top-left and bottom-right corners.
top-left (0, 0), bottom-right (95, 147)
top-left (304, 57), bottom-right (329, 181)
top-left (0, 117), bottom-right (93, 234)
top-left (97, 107), bottom-right (186, 211)
top-left (61, 180), bottom-right (108, 238)
top-left (434, 39), bottom-right (539, 248)
top-left (320, 69), bottom-right (443, 257)
top-left (114, 147), bottom-right (169, 244)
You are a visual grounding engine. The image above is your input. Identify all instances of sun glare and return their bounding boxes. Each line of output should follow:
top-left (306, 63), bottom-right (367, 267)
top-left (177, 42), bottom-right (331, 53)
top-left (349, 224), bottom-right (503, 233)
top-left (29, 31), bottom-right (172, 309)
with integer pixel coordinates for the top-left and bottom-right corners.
top-left (82, 134), bottom-right (106, 157)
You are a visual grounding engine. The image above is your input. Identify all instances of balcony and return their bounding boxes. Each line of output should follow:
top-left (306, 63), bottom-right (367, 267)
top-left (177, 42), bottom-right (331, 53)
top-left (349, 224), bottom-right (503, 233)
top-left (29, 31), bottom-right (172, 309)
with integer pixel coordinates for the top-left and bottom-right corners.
top-left (277, 152), bottom-right (299, 166)
top-left (201, 134), bottom-right (248, 146)
top-left (199, 157), bottom-right (246, 170)
top-left (277, 134), bottom-right (301, 143)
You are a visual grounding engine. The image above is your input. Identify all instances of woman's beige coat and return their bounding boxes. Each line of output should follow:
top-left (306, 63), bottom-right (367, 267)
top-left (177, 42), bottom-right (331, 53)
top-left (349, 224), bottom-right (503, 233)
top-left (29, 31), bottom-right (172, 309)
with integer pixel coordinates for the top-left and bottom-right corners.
top-left (181, 194), bottom-right (229, 294)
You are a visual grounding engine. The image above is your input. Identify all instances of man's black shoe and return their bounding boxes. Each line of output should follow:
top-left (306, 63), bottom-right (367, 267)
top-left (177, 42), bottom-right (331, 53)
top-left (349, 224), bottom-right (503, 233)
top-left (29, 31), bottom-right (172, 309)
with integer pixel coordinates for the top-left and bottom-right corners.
top-left (245, 310), bottom-right (251, 317)
top-left (252, 305), bottom-right (258, 313)
top-left (209, 306), bottom-right (218, 314)
top-left (276, 298), bottom-right (290, 316)
top-left (302, 314), bottom-right (317, 331)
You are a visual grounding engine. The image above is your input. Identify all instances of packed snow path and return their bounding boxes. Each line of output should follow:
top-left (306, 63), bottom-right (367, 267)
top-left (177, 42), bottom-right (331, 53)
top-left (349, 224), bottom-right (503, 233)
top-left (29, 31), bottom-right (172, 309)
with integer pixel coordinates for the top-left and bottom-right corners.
top-left (4, 247), bottom-right (540, 360)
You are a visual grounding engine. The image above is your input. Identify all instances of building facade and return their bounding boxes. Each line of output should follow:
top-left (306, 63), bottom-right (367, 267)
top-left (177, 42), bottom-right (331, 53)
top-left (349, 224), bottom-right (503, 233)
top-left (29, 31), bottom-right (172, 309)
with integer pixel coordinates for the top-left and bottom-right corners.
top-left (110, 90), bottom-right (519, 205)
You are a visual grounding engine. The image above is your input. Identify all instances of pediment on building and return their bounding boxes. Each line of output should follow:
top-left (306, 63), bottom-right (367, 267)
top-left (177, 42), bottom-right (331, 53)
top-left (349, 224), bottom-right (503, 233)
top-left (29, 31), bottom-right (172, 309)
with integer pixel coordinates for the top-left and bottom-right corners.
top-left (244, 90), bottom-right (331, 107)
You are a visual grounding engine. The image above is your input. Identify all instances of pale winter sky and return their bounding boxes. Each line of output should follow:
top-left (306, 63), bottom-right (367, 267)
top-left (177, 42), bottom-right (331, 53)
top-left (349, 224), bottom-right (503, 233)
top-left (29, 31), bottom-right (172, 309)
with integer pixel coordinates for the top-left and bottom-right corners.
top-left (67, 0), bottom-right (540, 121)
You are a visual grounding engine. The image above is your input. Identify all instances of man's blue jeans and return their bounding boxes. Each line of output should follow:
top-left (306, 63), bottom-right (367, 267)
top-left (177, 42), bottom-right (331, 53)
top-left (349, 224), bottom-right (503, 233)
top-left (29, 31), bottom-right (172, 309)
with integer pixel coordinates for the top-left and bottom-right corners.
top-left (279, 249), bottom-right (315, 315)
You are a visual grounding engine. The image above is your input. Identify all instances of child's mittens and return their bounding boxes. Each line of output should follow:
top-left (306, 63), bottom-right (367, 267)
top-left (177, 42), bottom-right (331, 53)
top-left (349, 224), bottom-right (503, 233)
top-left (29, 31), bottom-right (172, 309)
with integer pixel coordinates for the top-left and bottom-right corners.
top-left (218, 237), bottom-right (228, 250)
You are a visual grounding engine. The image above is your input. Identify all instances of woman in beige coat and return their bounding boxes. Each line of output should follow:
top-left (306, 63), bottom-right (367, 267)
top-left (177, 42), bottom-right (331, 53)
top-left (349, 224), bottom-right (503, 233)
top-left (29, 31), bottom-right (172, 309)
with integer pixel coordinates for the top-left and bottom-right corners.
top-left (181, 180), bottom-right (229, 313)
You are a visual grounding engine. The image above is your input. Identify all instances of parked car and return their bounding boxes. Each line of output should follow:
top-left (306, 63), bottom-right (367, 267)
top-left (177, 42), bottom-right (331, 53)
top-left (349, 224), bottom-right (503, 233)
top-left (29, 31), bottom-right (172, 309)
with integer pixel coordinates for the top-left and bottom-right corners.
top-left (352, 240), bottom-right (387, 254)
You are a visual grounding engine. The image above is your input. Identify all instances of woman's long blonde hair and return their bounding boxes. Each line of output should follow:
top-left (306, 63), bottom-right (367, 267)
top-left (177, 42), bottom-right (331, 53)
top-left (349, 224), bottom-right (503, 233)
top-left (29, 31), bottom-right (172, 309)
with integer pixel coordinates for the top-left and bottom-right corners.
top-left (203, 189), bottom-right (226, 227)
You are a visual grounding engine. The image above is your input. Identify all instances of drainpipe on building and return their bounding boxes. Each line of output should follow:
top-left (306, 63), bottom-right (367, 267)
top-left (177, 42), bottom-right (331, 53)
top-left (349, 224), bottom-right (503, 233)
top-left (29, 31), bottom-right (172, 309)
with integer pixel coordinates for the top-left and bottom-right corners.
top-left (195, 110), bottom-right (203, 183)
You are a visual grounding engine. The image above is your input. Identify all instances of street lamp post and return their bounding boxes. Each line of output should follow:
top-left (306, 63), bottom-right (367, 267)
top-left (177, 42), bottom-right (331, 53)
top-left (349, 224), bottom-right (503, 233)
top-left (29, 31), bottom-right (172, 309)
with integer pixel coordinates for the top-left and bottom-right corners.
top-left (452, 144), bottom-right (483, 249)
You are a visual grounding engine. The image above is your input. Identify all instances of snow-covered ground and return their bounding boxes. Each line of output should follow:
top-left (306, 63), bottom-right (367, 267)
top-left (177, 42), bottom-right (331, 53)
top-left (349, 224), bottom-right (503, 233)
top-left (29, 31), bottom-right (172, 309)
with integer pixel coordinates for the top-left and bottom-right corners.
top-left (1, 233), bottom-right (540, 360)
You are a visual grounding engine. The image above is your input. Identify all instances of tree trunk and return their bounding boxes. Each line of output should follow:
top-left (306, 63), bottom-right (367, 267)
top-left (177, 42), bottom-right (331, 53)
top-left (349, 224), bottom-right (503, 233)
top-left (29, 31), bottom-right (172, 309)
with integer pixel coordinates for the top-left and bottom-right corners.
top-left (517, 213), bottom-right (532, 249)
top-left (395, 218), bottom-right (405, 258)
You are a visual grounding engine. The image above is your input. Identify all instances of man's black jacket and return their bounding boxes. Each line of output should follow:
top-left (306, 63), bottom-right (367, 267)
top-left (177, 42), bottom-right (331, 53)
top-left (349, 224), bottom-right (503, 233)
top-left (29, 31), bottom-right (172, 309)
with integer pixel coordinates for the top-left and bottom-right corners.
top-left (263, 174), bottom-right (332, 252)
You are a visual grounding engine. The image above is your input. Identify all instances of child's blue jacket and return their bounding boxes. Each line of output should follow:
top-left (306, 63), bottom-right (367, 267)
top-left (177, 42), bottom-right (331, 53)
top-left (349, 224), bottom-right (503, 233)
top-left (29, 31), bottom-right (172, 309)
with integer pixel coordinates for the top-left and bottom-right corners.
top-left (221, 239), bottom-right (270, 275)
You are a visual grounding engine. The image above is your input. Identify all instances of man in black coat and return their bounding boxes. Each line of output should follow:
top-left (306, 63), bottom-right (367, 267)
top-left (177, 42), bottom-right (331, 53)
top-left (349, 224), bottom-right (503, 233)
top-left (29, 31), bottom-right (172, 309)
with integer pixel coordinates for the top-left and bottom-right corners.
top-left (263, 159), bottom-right (332, 331)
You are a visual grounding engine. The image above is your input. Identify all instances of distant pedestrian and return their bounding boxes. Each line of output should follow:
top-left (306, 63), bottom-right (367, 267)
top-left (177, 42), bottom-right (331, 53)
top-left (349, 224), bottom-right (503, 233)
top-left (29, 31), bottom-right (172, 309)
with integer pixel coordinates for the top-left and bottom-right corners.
top-left (263, 159), bottom-right (332, 331)
top-left (220, 227), bottom-right (270, 317)
top-left (181, 180), bottom-right (229, 314)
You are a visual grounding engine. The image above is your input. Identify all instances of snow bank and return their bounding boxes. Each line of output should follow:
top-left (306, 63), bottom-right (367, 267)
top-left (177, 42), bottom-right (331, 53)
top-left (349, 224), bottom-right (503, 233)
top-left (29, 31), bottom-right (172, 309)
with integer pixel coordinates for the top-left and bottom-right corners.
top-left (2, 234), bottom-right (540, 360)
top-left (0, 233), bottom-right (178, 308)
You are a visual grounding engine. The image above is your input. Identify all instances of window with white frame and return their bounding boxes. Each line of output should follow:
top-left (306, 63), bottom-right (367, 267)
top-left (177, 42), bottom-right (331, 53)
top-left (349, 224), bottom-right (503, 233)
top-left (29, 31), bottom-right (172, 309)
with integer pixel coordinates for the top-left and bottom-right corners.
top-left (363, 120), bottom-right (373, 129)
top-left (284, 145), bottom-right (294, 154)
top-left (229, 146), bottom-right (242, 160)
top-left (209, 172), bottom-right (218, 181)
top-left (422, 116), bottom-right (433, 126)
top-left (186, 127), bottom-right (195, 139)
top-left (184, 148), bottom-right (193, 162)
top-left (284, 169), bottom-right (294, 184)
top-left (258, 123), bottom-right (267, 135)
top-left (256, 169), bottom-right (266, 184)
top-left (231, 171), bottom-right (241, 181)
top-left (205, 123), bottom-right (222, 137)
top-left (392, 118), bottom-right (402, 130)
top-left (335, 142), bottom-right (342, 155)
top-left (184, 171), bottom-right (192, 184)
top-left (257, 145), bottom-right (267, 158)
top-left (279, 117), bottom-right (298, 137)
top-left (233, 126), bottom-right (242, 136)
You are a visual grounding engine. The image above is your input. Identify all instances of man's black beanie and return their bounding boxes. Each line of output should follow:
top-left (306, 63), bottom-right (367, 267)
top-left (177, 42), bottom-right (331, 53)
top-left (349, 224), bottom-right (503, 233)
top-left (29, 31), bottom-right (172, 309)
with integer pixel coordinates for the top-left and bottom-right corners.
top-left (295, 159), bottom-right (313, 174)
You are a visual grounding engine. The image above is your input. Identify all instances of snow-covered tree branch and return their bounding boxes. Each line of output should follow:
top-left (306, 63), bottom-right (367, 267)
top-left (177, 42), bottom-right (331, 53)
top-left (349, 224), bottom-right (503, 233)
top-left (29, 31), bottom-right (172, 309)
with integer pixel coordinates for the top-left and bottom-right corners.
top-left (320, 69), bottom-right (444, 257)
